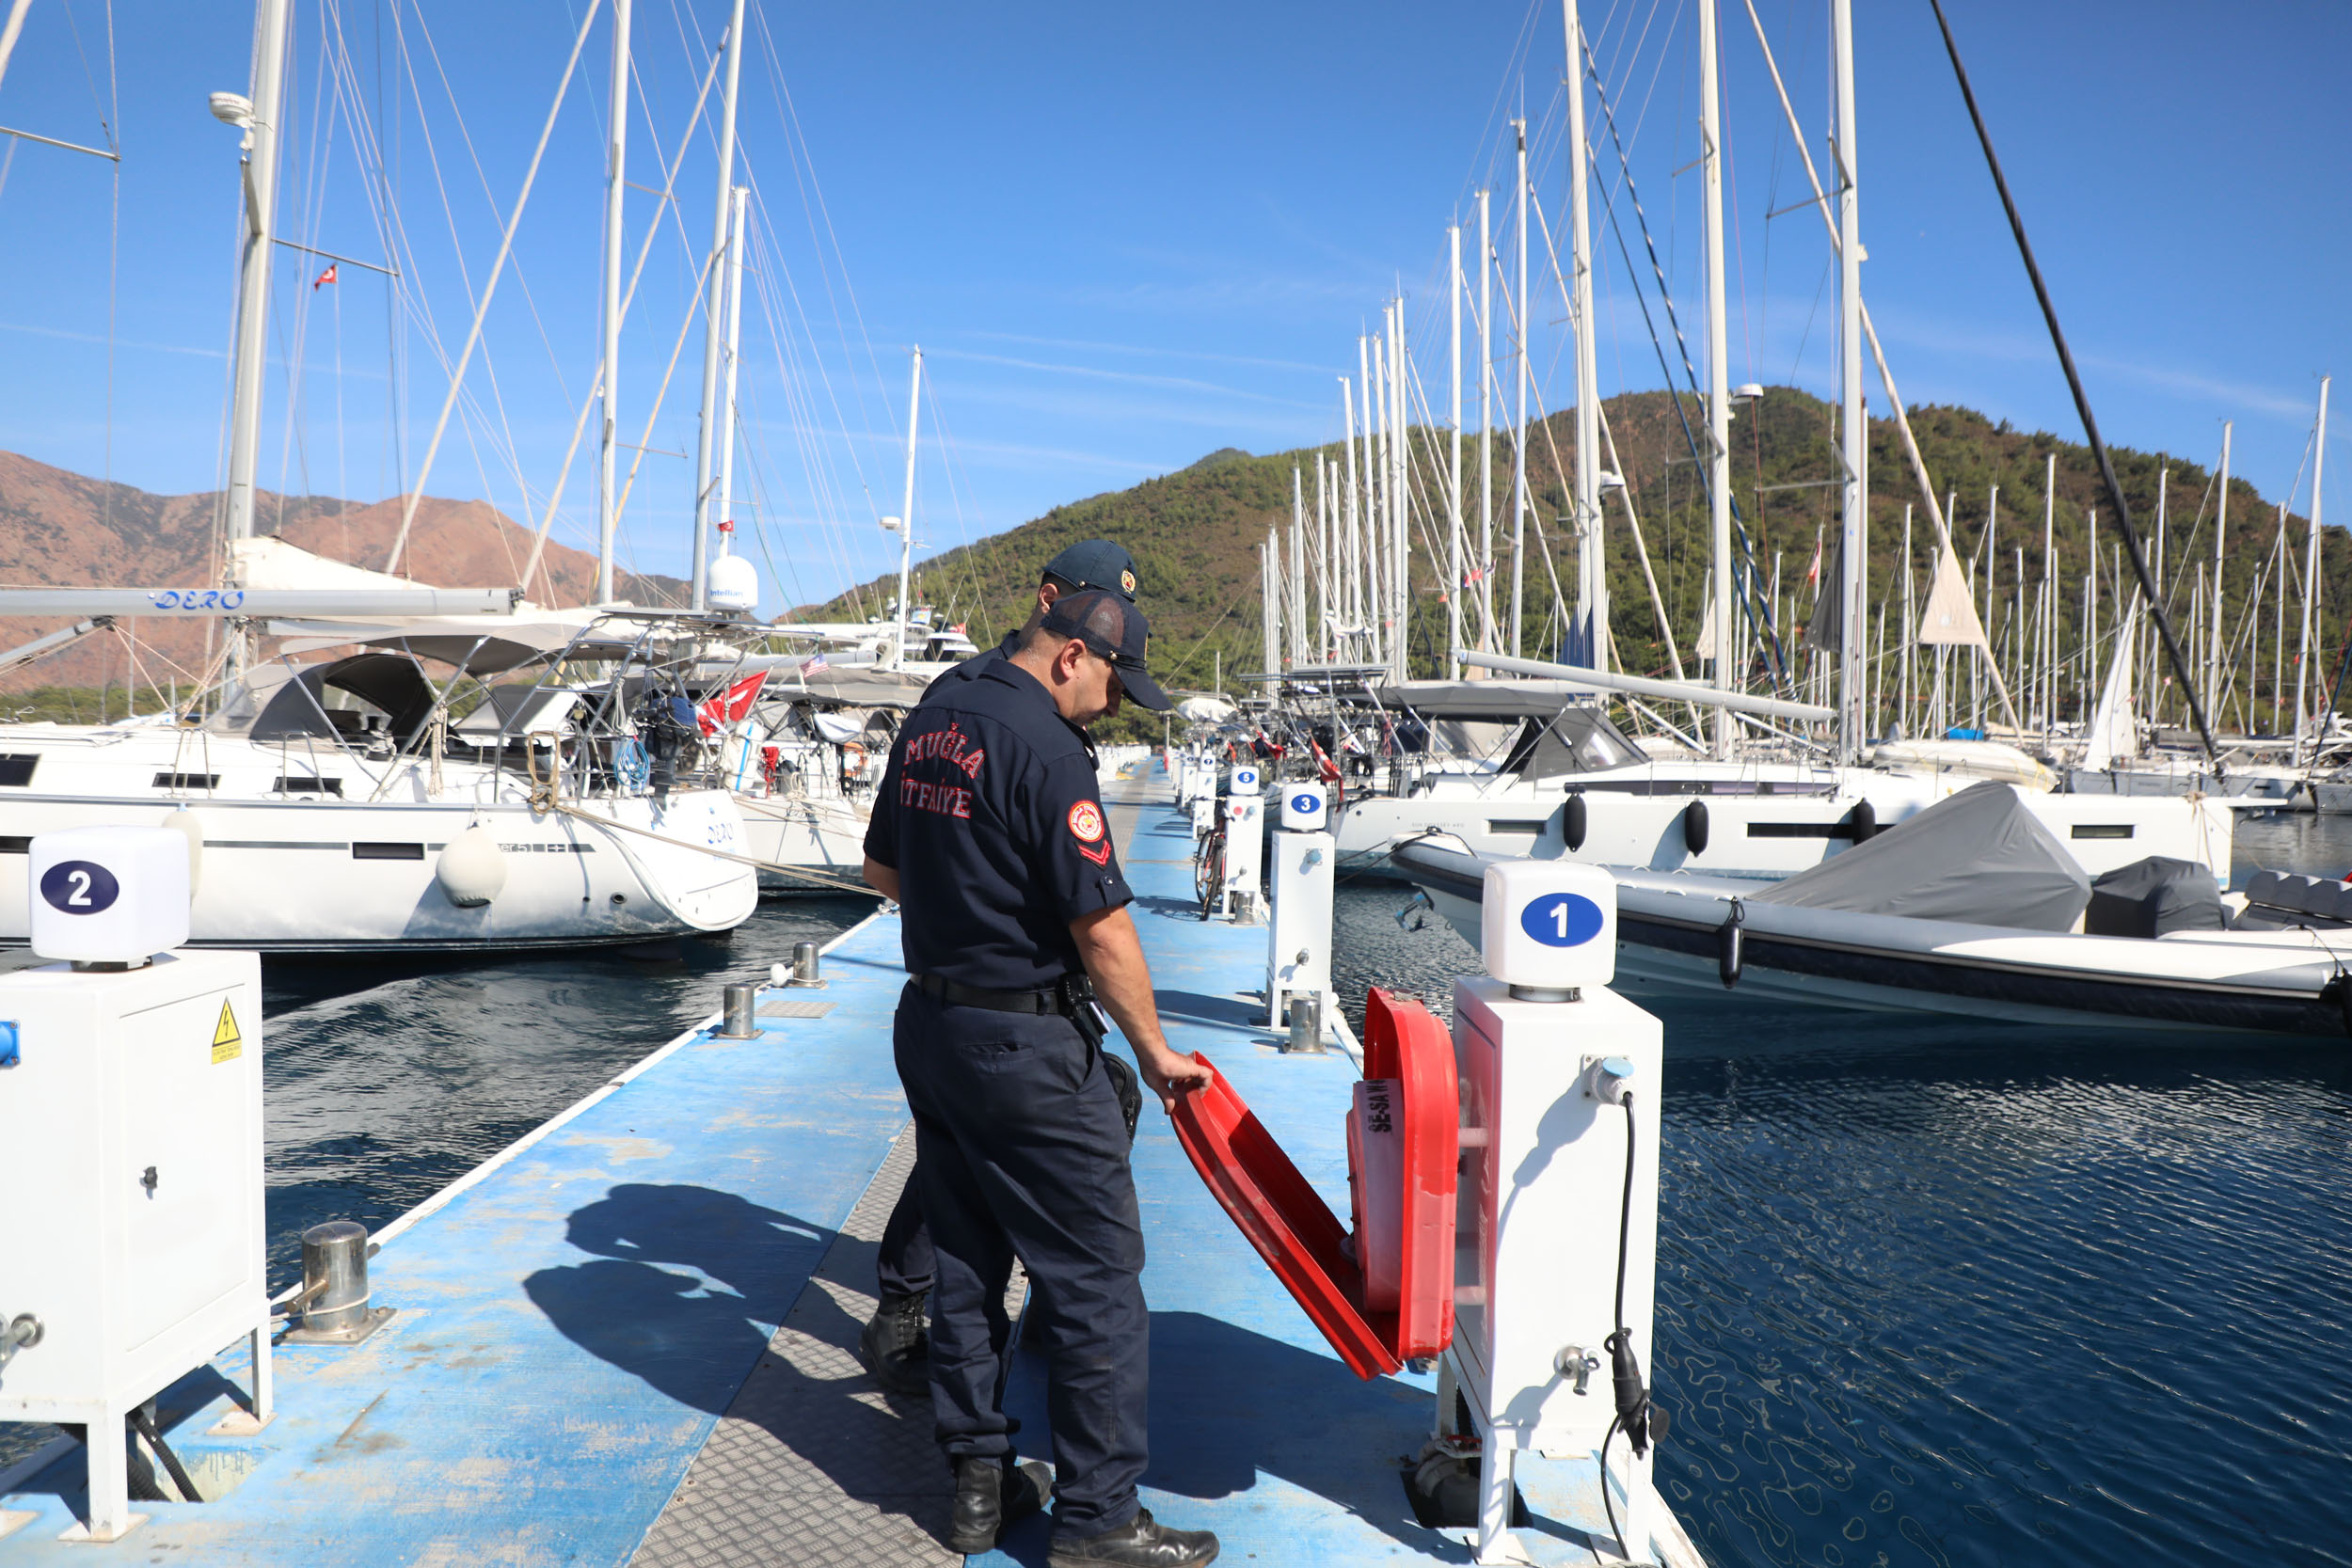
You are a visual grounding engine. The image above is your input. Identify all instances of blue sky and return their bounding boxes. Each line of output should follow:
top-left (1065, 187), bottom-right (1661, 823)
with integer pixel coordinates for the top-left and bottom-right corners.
top-left (1, 0), bottom-right (2344, 615)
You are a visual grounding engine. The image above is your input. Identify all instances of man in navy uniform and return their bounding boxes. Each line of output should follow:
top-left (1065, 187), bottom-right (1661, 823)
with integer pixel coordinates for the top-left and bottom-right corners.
top-left (860, 539), bottom-right (1147, 1391)
top-left (863, 592), bottom-right (1218, 1566)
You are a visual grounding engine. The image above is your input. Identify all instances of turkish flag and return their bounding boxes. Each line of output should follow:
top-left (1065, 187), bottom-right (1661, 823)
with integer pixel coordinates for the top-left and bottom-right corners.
top-left (695, 669), bottom-right (769, 736)
top-left (313, 263), bottom-right (339, 289)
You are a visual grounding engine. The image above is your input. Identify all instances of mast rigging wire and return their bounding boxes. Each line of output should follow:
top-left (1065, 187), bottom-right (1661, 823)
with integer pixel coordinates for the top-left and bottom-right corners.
top-left (1925, 0), bottom-right (2221, 774)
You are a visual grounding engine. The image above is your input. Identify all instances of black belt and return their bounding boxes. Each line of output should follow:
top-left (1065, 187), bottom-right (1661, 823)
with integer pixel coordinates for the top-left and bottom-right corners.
top-left (915, 973), bottom-right (1077, 1015)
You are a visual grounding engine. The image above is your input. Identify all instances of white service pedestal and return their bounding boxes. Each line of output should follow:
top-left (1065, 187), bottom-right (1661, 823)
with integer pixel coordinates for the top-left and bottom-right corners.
top-left (1265, 829), bottom-right (1334, 1028)
top-left (0, 948), bottom-right (270, 1542)
top-left (1440, 860), bottom-right (1663, 1566)
top-left (1220, 795), bottom-right (1264, 922)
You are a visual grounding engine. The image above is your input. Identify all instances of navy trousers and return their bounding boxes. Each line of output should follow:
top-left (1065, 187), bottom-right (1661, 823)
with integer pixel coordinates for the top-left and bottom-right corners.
top-left (876, 1184), bottom-right (934, 1298)
top-left (892, 981), bottom-right (1149, 1538)
top-left (879, 1054), bottom-right (1140, 1300)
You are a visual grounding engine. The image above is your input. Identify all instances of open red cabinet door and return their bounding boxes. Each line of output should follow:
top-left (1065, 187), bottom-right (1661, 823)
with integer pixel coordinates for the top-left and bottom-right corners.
top-left (1168, 988), bottom-right (1458, 1380)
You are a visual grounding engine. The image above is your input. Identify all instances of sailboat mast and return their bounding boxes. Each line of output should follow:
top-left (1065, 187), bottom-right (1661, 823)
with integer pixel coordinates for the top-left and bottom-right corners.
top-left (595, 0), bottom-right (633, 604)
top-left (714, 185), bottom-right (749, 546)
top-left (893, 346), bottom-right (922, 668)
top-left (1565, 0), bottom-right (1602, 668)
top-left (1359, 338), bottom-right (1376, 659)
top-left (2295, 376), bottom-right (2330, 760)
top-left (1511, 119), bottom-right (1530, 658)
top-left (1341, 375), bottom-right (1359, 659)
top-left (1478, 188), bottom-right (1494, 655)
top-left (2212, 420), bottom-right (2231, 729)
top-left (1383, 300), bottom-right (1402, 681)
top-left (223, 0), bottom-right (293, 566)
top-left (1290, 466), bottom-right (1308, 668)
top-left (689, 0), bottom-right (747, 610)
top-left (1450, 221), bottom-right (1464, 677)
top-left (1698, 0), bottom-right (1733, 755)
top-left (1831, 0), bottom-right (1866, 757)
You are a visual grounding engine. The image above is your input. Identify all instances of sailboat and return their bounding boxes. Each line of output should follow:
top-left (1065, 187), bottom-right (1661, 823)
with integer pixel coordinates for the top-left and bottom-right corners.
top-left (1, 0), bottom-right (759, 952)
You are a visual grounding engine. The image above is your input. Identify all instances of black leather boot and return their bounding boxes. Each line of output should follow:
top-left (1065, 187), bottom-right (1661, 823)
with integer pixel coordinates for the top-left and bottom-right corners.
top-left (1046, 1508), bottom-right (1220, 1567)
top-left (947, 1456), bottom-right (1050, 1554)
top-left (855, 1290), bottom-right (929, 1396)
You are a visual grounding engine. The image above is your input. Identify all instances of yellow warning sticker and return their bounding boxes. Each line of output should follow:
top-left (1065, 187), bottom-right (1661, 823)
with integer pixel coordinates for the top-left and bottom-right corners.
top-left (212, 999), bottom-right (243, 1064)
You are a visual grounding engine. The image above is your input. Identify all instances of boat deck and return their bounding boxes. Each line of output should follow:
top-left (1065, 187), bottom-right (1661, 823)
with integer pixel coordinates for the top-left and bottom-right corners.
top-left (0, 768), bottom-right (1700, 1566)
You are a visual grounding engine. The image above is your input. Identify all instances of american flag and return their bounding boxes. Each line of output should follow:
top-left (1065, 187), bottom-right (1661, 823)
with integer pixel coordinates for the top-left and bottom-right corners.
top-left (800, 652), bottom-right (828, 674)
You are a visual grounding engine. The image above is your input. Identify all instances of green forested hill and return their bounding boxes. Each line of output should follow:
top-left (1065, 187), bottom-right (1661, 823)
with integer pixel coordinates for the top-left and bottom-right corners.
top-left (802, 388), bottom-right (2344, 735)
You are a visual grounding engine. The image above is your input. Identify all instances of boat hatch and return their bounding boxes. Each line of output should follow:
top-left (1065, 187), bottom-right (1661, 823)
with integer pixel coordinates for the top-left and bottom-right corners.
top-left (153, 771), bottom-right (221, 790)
top-left (2072, 824), bottom-right (2135, 840)
top-left (274, 776), bottom-right (343, 796)
top-left (351, 842), bottom-right (425, 861)
top-left (0, 753), bottom-right (37, 786)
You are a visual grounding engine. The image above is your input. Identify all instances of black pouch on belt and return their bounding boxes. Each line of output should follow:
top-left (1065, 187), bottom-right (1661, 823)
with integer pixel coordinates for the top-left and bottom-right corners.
top-left (1057, 973), bottom-right (1108, 1053)
top-left (1057, 974), bottom-right (1140, 1144)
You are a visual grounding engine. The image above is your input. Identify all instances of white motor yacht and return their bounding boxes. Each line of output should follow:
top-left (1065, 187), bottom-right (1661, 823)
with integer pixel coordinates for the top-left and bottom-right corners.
top-left (1329, 683), bottom-right (2234, 886)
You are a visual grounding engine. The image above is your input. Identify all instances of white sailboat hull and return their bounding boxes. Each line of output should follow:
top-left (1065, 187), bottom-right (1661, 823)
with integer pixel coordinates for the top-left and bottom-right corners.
top-left (0, 729), bottom-right (756, 952)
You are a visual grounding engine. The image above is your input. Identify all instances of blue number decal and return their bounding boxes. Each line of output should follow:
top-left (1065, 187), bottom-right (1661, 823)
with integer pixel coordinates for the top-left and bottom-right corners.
top-left (40, 860), bottom-right (121, 915)
top-left (1519, 893), bottom-right (1603, 947)
top-left (1291, 793), bottom-right (1318, 815)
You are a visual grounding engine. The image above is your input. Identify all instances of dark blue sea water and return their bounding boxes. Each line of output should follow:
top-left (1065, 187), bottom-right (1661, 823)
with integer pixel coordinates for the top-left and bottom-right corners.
top-left (1331, 812), bottom-right (2352, 1568)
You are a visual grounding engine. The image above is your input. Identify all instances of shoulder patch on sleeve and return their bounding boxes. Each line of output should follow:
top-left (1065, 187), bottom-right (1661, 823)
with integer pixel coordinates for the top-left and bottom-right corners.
top-left (1068, 800), bottom-right (1105, 842)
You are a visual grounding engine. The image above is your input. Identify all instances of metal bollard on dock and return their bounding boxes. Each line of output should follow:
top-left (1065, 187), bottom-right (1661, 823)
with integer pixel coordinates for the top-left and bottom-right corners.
top-left (718, 983), bottom-right (760, 1038)
top-left (285, 1220), bottom-right (394, 1345)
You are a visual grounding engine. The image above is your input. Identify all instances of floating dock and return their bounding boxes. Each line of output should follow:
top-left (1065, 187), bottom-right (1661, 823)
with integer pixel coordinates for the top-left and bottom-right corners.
top-left (0, 768), bottom-right (1703, 1566)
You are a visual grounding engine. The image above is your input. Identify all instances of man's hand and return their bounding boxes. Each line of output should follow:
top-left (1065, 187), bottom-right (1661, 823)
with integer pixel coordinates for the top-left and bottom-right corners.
top-left (1071, 903), bottom-right (1206, 1114)
top-left (1131, 1038), bottom-right (1215, 1116)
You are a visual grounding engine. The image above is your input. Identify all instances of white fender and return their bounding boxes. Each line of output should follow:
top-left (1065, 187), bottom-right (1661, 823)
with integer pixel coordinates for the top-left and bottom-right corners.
top-left (436, 823), bottom-right (509, 909)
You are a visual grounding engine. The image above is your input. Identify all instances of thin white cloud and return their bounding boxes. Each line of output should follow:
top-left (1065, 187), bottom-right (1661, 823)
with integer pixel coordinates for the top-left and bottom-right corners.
top-left (924, 348), bottom-right (1326, 410)
top-left (960, 328), bottom-right (1332, 376)
top-left (1, 320), bottom-right (224, 359)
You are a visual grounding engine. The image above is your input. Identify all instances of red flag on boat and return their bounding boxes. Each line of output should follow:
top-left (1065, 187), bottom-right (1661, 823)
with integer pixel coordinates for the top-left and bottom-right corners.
top-left (695, 669), bottom-right (769, 736)
top-left (313, 263), bottom-right (339, 290)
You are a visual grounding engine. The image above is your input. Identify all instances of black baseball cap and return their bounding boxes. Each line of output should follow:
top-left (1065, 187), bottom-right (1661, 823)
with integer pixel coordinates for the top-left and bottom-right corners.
top-left (1041, 589), bottom-right (1172, 711)
top-left (1043, 539), bottom-right (1139, 603)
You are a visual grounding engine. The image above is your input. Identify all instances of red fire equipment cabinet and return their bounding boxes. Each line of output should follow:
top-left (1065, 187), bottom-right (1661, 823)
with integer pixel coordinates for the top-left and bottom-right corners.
top-left (1168, 987), bottom-right (1457, 1378)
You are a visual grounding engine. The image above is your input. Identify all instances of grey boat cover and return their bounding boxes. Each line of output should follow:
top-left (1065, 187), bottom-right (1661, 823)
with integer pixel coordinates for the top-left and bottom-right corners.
top-left (2083, 855), bottom-right (2226, 938)
top-left (1752, 780), bottom-right (2091, 931)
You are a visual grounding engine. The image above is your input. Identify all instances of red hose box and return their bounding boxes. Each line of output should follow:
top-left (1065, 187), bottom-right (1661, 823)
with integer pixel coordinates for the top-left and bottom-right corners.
top-left (1170, 987), bottom-right (1457, 1377)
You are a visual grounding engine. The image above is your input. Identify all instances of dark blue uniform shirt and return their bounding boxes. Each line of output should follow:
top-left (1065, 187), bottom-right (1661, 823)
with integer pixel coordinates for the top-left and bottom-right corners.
top-left (866, 659), bottom-right (1131, 990)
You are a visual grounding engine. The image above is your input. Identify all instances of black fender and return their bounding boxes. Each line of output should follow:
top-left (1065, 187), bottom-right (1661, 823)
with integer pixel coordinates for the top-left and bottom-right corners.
top-left (1564, 791), bottom-right (1589, 852)
top-left (1718, 899), bottom-right (1744, 989)
top-left (1683, 800), bottom-right (1709, 856)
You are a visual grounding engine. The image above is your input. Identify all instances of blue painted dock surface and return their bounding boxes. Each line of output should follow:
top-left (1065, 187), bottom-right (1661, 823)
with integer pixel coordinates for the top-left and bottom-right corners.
top-left (0, 767), bottom-right (1703, 1566)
